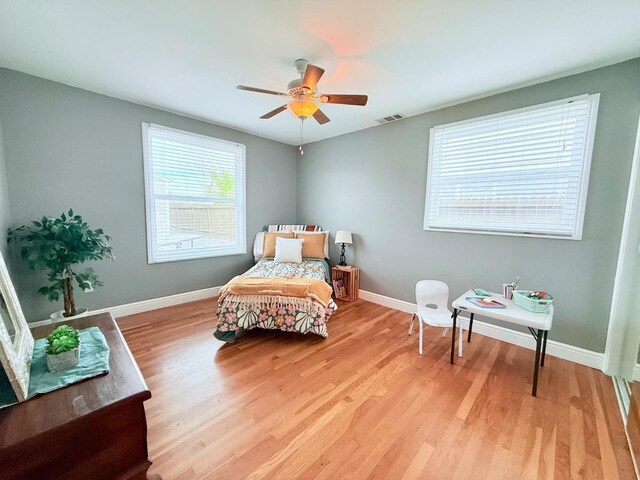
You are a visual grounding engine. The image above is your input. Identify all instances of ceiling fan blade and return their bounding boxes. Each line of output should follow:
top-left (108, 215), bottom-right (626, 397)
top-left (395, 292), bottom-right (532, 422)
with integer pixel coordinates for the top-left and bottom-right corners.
top-left (237, 85), bottom-right (286, 96)
top-left (260, 105), bottom-right (287, 119)
top-left (302, 64), bottom-right (325, 90)
top-left (312, 109), bottom-right (330, 125)
top-left (319, 94), bottom-right (368, 106)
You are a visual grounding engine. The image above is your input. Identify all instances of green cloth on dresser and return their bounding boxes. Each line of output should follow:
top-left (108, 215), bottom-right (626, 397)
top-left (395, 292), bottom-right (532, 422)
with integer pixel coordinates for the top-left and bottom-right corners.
top-left (28, 326), bottom-right (110, 397)
top-left (0, 326), bottom-right (110, 409)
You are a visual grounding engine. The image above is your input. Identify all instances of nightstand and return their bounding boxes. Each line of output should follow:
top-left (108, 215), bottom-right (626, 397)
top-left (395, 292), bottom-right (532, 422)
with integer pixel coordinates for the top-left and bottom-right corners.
top-left (331, 266), bottom-right (360, 302)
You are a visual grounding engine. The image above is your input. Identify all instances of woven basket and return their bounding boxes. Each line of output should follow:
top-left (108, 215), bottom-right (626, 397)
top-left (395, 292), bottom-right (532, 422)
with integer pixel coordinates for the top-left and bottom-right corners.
top-left (513, 290), bottom-right (553, 313)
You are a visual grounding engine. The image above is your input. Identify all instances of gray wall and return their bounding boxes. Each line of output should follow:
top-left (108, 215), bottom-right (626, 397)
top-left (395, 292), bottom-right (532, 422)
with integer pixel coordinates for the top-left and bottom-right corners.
top-left (2, 59), bottom-right (639, 352)
top-left (0, 69), bottom-right (297, 321)
top-left (0, 119), bottom-right (10, 259)
top-left (297, 58), bottom-right (640, 353)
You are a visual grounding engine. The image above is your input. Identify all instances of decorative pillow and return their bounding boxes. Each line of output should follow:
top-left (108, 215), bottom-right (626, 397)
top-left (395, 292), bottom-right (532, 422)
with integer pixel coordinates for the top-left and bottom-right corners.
top-left (263, 232), bottom-right (294, 257)
top-left (294, 230), bottom-right (330, 258)
top-left (264, 224), bottom-right (322, 232)
top-left (274, 237), bottom-right (304, 263)
top-left (295, 232), bottom-right (327, 259)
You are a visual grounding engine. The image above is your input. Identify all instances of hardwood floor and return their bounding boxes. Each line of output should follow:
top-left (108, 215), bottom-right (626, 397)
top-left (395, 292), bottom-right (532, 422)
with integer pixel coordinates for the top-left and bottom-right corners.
top-left (627, 382), bottom-right (640, 473)
top-left (118, 298), bottom-right (634, 479)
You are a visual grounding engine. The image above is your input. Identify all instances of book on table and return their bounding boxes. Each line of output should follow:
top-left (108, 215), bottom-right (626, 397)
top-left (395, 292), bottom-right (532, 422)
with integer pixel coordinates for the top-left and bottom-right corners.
top-left (466, 296), bottom-right (506, 309)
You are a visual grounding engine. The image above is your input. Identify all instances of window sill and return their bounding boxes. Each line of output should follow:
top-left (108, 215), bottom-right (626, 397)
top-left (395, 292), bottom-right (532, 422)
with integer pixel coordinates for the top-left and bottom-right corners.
top-left (423, 226), bottom-right (581, 241)
top-left (148, 249), bottom-right (248, 264)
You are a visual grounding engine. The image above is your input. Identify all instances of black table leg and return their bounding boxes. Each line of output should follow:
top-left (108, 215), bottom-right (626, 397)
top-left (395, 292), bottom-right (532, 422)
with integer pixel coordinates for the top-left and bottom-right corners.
top-left (532, 328), bottom-right (543, 396)
top-left (541, 330), bottom-right (548, 367)
top-left (467, 313), bottom-right (474, 343)
top-left (450, 308), bottom-right (458, 364)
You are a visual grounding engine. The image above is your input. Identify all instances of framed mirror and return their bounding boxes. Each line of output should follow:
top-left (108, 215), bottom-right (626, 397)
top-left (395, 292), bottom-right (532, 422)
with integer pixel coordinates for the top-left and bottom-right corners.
top-left (0, 249), bottom-right (33, 401)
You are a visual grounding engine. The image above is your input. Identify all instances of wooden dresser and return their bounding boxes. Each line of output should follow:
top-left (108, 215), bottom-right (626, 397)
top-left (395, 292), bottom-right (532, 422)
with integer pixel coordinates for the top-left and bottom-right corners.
top-left (0, 313), bottom-right (159, 480)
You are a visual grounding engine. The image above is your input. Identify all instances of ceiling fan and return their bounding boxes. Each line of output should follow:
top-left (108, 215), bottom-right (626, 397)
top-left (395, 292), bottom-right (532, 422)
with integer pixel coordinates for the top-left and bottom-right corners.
top-left (236, 58), bottom-right (368, 125)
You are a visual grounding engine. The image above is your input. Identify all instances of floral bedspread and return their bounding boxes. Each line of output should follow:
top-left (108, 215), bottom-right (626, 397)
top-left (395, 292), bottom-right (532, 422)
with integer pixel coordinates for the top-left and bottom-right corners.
top-left (214, 259), bottom-right (337, 342)
top-left (245, 257), bottom-right (331, 281)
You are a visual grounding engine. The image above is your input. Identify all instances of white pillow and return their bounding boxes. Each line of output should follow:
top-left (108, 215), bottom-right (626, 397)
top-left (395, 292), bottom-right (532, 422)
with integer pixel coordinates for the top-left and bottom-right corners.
top-left (293, 230), bottom-right (330, 259)
top-left (253, 231), bottom-right (265, 262)
top-left (274, 237), bottom-right (304, 263)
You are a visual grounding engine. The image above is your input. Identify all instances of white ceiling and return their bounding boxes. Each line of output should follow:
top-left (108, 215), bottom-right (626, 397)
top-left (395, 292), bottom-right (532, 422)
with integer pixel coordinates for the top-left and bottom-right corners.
top-left (1, 1), bottom-right (640, 145)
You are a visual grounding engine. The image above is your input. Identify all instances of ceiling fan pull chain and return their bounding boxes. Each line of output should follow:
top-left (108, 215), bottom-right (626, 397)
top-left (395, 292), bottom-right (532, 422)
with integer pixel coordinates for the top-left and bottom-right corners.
top-left (299, 118), bottom-right (304, 155)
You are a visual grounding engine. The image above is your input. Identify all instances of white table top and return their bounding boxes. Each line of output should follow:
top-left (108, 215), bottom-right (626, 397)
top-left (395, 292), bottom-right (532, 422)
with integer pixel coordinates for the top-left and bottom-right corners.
top-left (452, 290), bottom-right (553, 331)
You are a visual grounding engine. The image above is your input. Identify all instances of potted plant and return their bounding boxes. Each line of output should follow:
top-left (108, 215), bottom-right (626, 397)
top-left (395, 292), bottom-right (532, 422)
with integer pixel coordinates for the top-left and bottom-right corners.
top-left (45, 324), bottom-right (80, 372)
top-left (8, 209), bottom-right (114, 319)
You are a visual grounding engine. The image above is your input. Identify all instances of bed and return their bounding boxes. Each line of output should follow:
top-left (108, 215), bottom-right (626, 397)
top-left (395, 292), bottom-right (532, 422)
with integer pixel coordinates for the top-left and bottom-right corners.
top-left (214, 226), bottom-right (337, 342)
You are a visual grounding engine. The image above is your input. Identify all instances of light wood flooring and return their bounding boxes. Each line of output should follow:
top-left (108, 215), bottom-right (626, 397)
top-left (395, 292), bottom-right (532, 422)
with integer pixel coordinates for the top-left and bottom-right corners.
top-left (118, 298), bottom-right (634, 479)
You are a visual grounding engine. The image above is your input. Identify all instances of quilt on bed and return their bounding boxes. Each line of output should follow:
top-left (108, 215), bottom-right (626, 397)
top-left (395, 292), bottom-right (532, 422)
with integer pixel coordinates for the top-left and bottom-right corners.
top-left (214, 258), bottom-right (337, 342)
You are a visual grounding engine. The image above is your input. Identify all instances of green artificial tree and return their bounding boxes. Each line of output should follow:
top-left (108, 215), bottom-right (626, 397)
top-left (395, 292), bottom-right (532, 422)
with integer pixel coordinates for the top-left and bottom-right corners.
top-left (8, 209), bottom-right (114, 317)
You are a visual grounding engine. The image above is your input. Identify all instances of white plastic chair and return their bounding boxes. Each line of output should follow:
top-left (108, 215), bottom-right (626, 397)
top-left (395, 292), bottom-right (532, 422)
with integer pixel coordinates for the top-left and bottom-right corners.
top-left (408, 280), bottom-right (463, 357)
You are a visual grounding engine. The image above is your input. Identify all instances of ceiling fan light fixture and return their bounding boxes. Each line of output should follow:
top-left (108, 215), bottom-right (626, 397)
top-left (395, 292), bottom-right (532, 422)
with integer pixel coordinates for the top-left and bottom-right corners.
top-left (287, 98), bottom-right (318, 119)
top-left (239, 60), bottom-right (366, 126)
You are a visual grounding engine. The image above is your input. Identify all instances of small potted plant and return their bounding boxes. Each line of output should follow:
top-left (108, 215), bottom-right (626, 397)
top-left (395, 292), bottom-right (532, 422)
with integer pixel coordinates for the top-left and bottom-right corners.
top-left (8, 209), bottom-right (114, 319)
top-left (45, 324), bottom-right (80, 372)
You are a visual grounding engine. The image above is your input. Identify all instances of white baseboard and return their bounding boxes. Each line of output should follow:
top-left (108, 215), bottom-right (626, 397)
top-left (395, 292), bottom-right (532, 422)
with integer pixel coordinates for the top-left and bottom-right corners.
top-left (633, 364), bottom-right (640, 382)
top-left (29, 286), bottom-right (222, 328)
top-left (359, 289), bottom-right (417, 314)
top-left (359, 289), bottom-right (605, 371)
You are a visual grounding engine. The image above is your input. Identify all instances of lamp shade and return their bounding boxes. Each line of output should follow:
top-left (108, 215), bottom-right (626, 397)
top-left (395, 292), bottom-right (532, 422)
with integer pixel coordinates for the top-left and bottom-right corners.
top-left (287, 99), bottom-right (319, 119)
top-left (335, 230), bottom-right (353, 245)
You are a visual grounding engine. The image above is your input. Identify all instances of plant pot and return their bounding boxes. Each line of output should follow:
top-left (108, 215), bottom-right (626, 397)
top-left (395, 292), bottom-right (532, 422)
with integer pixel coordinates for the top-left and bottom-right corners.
top-left (50, 308), bottom-right (89, 321)
top-left (46, 344), bottom-right (80, 372)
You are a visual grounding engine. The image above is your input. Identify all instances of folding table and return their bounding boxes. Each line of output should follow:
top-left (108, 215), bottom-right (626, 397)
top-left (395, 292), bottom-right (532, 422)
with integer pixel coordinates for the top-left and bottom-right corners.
top-left (450, 290), bottom-right (554, 396)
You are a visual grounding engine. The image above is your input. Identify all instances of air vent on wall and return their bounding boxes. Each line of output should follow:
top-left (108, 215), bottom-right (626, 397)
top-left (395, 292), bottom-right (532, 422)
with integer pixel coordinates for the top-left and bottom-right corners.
top-left (375, 113), bottom-right (405, 124)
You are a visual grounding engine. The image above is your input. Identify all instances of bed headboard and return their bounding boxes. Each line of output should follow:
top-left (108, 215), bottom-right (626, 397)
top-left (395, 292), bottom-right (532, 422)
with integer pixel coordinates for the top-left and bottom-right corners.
top-left (262, 224), bottom-right (323, 232)
top-left (255, 225), bottom-right (328, 262)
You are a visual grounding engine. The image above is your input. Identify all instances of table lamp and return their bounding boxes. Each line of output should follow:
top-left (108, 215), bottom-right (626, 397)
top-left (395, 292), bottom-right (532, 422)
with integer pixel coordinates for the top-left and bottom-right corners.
top-left (335, 230), bottom-right (353, 266)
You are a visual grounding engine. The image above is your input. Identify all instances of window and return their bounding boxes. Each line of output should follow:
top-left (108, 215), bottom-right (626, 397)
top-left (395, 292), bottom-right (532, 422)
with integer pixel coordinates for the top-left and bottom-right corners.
top-left (142, 123), bottom-right (246, 263)
top-left (424, 94), bottom-right (600, 239)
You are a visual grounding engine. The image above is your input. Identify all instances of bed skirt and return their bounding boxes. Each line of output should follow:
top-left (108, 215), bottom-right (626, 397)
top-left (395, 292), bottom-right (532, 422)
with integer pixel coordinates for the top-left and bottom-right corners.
top-left (214, 294), bottom-right (337, 343)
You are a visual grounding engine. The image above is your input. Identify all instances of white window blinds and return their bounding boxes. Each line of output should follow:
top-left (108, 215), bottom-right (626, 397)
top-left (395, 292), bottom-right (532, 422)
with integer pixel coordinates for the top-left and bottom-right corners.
top-left (424, 94), bottom-right (599, 239)
top-left (142, 123), bottom-right (246, 263)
